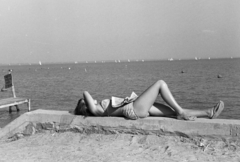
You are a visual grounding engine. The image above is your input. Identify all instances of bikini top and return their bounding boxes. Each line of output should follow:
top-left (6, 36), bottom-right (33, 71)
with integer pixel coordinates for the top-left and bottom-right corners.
top-left (100, 99), bottom-right (110, 111)
top-left (100, 92), bottom-right (138, 111)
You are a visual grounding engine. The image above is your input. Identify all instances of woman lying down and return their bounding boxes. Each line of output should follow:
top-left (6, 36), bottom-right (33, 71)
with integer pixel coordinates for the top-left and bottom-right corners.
top-left (74, 80), bottom-right (224, 121)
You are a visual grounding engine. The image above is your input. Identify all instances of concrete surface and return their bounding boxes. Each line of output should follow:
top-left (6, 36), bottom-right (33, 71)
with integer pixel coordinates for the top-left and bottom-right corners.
top-left (1, 109), bottom-right (240, 140)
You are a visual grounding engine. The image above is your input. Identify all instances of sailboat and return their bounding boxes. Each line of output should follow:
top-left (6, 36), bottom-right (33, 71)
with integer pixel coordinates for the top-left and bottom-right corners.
top-left (39, 61), bottom-right (42, 65)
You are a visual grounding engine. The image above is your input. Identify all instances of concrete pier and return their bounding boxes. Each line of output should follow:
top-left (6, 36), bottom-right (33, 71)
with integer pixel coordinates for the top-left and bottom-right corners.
top-left (1, 109), bottom-right (240, 140)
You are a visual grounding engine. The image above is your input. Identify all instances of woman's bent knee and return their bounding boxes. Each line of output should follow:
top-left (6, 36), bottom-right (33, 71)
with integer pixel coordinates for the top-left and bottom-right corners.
top-left (134, 109), bottom-right (149, 118)
top-left (156, 80), bottom-right (167, 87)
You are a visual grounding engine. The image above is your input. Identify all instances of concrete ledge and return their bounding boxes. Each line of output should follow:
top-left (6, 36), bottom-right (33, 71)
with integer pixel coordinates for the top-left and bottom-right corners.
top-left (1, 109), bottom-right (240, 140)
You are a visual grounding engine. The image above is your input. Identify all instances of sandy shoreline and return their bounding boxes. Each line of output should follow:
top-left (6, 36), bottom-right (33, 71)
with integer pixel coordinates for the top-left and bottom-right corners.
top-left (0, 131), bottom-right (239, 162)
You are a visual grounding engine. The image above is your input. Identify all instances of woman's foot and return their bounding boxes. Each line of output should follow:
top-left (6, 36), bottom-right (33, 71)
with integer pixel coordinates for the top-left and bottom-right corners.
top-left (177, 113), bottom-right (196, 121)
top-left (209, 101), bottom-right (224, 119)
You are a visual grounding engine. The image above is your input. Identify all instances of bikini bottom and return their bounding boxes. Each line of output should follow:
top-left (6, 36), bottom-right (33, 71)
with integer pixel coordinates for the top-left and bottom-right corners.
top-left (122, 102), bottom-right (139, 120)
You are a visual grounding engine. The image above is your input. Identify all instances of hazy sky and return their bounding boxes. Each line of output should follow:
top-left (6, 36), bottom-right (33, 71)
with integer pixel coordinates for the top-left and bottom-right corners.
top-left (0, 0), bottom-right (239, 64)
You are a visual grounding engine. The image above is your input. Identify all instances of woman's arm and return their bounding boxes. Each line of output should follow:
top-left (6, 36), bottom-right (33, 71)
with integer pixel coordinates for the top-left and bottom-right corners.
top-left (83, 91), bottom-right (104, 116)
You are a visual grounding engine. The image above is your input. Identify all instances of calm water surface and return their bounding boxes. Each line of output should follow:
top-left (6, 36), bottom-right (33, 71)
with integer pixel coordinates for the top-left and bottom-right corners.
top-left (0, 58), bottom-right (239, 127)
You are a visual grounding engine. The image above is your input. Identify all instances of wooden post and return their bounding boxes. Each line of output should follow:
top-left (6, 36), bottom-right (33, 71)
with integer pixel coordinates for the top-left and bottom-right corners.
top-left (15, 105), bottom-right (19, 111)
top-left (28, 99), bottom-right (31, 111)
top-left (12, 85), bottom-right (16, 98)
top-left (10, 73), bottom-right (16, 98)
top-left (9, 106), bottom-right (12, 113)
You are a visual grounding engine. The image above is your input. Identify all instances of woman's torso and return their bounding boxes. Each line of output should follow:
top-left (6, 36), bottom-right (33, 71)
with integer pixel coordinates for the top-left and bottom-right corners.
top-left (99, 99), bottom-right (124, 117)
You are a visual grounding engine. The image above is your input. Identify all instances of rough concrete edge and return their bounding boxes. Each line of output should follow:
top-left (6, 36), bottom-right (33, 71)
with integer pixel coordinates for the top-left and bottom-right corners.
top-left (70, 116), bottom-right (240, 139)
top-left (0, 113), bottom-right (30, 140)
top-left (4, 120), bottom-right (239, 143)
top-left (0, 110), bottom-right (76, 140)
top-left (1, 109), bottom-right (240, 141)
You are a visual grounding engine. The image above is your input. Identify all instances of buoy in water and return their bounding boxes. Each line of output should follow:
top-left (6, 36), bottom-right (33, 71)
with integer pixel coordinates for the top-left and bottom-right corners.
top-left (217, 74), bottom-right (222, 78)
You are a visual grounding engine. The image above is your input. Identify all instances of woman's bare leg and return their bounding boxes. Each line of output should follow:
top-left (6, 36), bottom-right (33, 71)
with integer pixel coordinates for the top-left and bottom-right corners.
top-left (133, 80), bottom-right (184, 117)
top-left (148, 103), bottom-right (176, 117)
top-left (133, 80), bottom-right (213, 118)
top-left (148, 103), bottom-right (214, 118)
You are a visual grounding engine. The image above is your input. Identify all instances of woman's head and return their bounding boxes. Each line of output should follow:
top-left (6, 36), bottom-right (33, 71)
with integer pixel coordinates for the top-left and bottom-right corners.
top-left (74, 98), bottom-right (92, 116)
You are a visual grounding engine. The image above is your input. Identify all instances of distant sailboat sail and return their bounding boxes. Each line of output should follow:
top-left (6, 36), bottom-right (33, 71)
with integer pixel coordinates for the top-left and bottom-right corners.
top-left (39, 61), bottom-right (42, 65)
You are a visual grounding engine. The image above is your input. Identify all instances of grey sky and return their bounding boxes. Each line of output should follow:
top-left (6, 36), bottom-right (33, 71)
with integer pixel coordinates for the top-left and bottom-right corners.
top-left (0, 0), bottom-right (239, 64)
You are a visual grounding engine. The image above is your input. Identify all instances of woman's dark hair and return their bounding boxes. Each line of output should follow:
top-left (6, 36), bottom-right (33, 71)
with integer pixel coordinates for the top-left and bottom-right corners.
top-left (74, 98), bottom-right (93, 116)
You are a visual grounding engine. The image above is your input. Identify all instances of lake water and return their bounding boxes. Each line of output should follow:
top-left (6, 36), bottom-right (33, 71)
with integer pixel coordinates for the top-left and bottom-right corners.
top-left (0, 58), bottom-right (239, 127)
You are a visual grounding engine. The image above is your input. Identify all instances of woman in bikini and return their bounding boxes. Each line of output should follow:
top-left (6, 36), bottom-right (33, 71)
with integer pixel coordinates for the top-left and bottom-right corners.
top-left (74, 80), bottom-right (224, 120)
